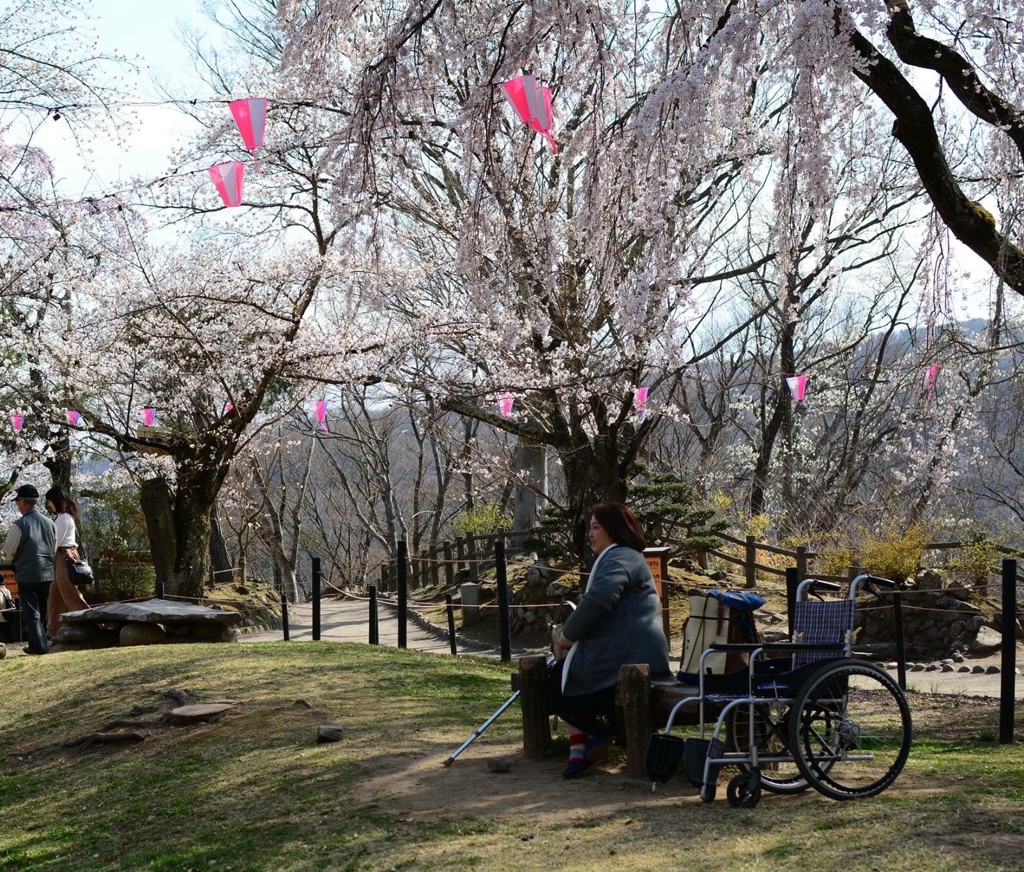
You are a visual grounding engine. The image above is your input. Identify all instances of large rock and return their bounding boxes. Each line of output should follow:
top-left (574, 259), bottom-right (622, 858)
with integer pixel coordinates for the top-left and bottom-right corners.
top-left (120, 622), bottom-right (167, 646)
top-left (62, 599), bottom-right (243, 626)
top-left (972, 625), bottom-right (1003, 654)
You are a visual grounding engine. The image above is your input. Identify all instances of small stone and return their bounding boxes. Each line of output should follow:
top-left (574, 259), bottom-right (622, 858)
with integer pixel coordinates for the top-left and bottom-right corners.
top-left (0, 643), bottom-right (6, 660)
top-left (957, 665), bottom-right (972, 673)
top-left (985, 665), bottom-right (1001, 675)
top-left (910, 663), bottom-right (926, 672)
top-left (486, 758), bottom-right (512, 773)
top-left (940, 664), bottom-right (955, 673)
top-left (952, 651), bottom-right (965, 663)
top-left (925, 664), bottom-right (939, 672)
top-left (972, 665), bottom-right (986, 674)
top-left (317, 723), bottom-right (344, 743)
top-left (166, 703), bottom-right (237, 725)
top-left (294, 699), bottom-right (316, 709)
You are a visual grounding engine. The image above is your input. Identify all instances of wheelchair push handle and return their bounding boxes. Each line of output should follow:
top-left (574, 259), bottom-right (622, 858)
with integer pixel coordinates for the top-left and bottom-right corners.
top-left (851, 573), bottom-right (898, 599)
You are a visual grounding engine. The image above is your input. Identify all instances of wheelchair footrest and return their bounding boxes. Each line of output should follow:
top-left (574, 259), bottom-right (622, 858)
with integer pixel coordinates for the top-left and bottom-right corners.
top-left (684, 736), bottom-right (725, 788)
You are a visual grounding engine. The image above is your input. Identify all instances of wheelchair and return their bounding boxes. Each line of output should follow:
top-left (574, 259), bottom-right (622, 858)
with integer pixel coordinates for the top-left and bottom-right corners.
top-left (646, 575), bottom-right (913, 808)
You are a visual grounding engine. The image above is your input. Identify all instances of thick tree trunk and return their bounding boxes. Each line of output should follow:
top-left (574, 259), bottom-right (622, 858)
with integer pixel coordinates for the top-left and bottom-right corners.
top-left (208, 502), bottom-right (232, 585)
top-left (511, 440), bottom-right (547, 545)
top-left (559, 435), bottom-right (629, 561)
top-left (171, 484), bottom-right (215, 600)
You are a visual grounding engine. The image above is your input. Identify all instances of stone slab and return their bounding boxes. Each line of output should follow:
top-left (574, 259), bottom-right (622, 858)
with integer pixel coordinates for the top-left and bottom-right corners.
top-left (61, 599), bottom-right (242, 626)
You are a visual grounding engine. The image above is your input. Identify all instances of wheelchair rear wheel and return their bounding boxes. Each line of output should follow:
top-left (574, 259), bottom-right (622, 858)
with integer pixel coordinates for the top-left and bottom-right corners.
top-left (789, 660), bottom-right (912, 800)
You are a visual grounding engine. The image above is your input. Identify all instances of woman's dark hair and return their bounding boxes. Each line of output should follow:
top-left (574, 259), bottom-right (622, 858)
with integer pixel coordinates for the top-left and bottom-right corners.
top-left (591, 502), bottom-right (647, 552)
top-left (44, 487), bottom-right (78, 519)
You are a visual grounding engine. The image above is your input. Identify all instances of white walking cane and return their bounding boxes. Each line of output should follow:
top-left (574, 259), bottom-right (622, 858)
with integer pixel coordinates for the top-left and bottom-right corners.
top-left (442, 691), bottom-right (521, 767)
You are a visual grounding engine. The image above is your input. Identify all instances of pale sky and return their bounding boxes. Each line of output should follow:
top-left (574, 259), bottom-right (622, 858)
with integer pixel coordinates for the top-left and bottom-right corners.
top-left (31, 0), bottom-right (212, 198)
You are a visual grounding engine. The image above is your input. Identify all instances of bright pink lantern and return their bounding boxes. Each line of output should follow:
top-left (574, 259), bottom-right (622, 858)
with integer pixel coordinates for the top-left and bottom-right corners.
top-left (229, 98), bottom-right (268, 152)
top-left (208, 162), bottom-right (245, 207)
top-left (634, 387), bottom-right (649, 420)
top-left (315, 399), bottom-right (328, 433)
top-left (498, 394), bottom-right (514, 417)
top-left (500, 75), bottom-right (558, 153)
top-left (142, 407), bottom-right (156, 427)
top-left (11, 412), bottom-right (23, 432)
top-left (786, 375), bottom-right (807, 403)
top-left (923, 364), bottom-right (941, 392)
top-left (67, 409), bottom-right (80, 427)
top-left (223, 402), bottom-right (234, 415)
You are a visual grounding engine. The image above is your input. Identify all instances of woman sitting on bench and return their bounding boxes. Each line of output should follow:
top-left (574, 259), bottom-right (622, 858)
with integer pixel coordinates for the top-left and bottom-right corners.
top-left (548, 502), bottom-right (671, 778)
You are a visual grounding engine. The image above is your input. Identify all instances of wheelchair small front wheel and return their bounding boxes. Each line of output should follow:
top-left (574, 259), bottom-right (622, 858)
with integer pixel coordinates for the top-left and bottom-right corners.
top-left (789, 660), bottom-right (912, 801)
top-left (727, 772), bottom-right (762, 808)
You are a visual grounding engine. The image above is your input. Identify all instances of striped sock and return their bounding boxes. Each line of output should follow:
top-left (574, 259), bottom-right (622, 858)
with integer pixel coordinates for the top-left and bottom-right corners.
top-left (569, 735), bottom-right (586, 761)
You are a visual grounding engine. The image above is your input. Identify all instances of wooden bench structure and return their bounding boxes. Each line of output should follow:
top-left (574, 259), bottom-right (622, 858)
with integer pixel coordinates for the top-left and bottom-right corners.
top-left (516, 654), bottom-right (708, 779)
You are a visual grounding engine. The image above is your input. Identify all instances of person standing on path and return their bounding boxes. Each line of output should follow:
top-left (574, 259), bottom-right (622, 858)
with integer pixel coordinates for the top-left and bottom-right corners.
top-left (3, 484), bottom-right (56, 654)
top-left (44, 487), bottom-right (90, 638)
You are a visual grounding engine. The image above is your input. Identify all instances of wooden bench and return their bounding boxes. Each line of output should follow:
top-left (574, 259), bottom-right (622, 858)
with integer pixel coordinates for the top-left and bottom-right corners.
top-left (516, 655), bottom-right (709, 779)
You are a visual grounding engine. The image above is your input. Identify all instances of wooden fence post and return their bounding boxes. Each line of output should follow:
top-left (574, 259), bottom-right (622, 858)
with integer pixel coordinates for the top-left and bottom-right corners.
top-left (795, 545), bottom-right (807, 580)
top-left (397, 541), bottom-right (408, 649)
top-left (619, 663), bottom-right (652, 779)
top-left (443, 541), bottom-right (455, 587)
top-left (745, 535), bottom-right (757, 588)
top-left (454, 536), bottom-right (466, 575)
top-left (466, 534), bottom-right (478, 580)
top-left (519, 655), bottom-right (551, 759)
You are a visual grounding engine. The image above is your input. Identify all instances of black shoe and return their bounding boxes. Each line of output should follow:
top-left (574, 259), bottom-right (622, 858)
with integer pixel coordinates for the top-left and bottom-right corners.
top-left (22, 646), bottom-right (44, 655)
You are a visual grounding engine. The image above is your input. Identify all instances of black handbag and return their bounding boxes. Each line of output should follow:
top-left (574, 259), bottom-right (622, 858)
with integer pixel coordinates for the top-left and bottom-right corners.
top-left (66, 553), bottom-right (94, 585)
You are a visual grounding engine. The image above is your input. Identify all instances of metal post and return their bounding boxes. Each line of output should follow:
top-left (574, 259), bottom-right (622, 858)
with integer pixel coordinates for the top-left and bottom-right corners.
top-left (312, 557), bottom-right (321, 641)
top-left (892, 590), bottom-right (907, 692)
top-left (156, 581), bottom-right (165, 600)
top-left (445, 593), bottom-right (457, 655)
top-left (496, 539), bottom-right (511, 662)
top-left (369, 584), bottom-right (379, 646)
top-left (1000, 559), bottom-right (1016, 744)
top-left (785, 567), bottom-right (799, 634)
top-left (280, 591), bottom-right (290, 642)
top-left (397, 540), bottom-right (408, 649)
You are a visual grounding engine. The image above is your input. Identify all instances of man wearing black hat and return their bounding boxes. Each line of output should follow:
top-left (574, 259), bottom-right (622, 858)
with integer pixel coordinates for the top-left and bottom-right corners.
top-left (3, 485), bottom-right (56, 654)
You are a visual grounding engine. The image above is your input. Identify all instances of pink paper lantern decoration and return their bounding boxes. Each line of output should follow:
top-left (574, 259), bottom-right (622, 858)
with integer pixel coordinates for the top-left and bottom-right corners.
top-left (498, 394), bottom-right (514, 417)
top-left (786, 375), bottom-right (807, 403)
top-left (315, 399), bottom-right (329, 433)
top-left (923, 364), bottom-right (941, 392)
top-left (229, 97), bottom-right (268, 152)
top-left (11, 412), bottom-right (23, 432)
top-left (500, 75), bottom-right (558, 153)
top-left (634, 387), bottom-right (649, 421)
top-left (223, 402), bottom-right (234, 415)
top-left (142, 407), bottom-right (156, 427)
top-left (67, 409), bottom-right (80, 427)
top-left (208, 162), bottom-right (245, 207)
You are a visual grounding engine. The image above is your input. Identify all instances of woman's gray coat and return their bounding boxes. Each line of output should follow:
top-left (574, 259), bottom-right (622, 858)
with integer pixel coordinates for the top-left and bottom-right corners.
top-left (560, 545), bottom-right (671, 696)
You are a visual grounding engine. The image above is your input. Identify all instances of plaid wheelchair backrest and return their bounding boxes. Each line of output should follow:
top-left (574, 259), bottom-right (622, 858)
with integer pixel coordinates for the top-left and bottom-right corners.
top-left (791, 598), bottom-right (856, 667)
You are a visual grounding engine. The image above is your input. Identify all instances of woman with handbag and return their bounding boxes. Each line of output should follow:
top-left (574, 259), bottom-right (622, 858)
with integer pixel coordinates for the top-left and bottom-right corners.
top-left (44, 487), bottom-right (91, 638)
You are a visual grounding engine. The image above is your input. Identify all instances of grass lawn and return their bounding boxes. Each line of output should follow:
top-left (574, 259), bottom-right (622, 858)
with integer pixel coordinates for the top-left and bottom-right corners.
top-left (1, 641), bottom-right (1022, 871)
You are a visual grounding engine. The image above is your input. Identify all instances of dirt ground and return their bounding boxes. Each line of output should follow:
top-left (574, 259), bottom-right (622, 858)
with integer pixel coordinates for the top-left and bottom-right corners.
top-left (355, 687), bottom-right (1018, 826)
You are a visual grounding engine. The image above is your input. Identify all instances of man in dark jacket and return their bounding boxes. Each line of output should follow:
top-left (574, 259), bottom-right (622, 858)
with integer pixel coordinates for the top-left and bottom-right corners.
top-left (3, 484), bottom-right (56, 654)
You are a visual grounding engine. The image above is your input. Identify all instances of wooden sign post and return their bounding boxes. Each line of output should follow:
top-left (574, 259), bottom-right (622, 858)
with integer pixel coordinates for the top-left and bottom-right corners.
top-left (644, 546), bottom-right (672, 643)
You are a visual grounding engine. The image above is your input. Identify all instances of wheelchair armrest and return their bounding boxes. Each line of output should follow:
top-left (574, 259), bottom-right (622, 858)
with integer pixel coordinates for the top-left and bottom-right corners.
top-left (707, 643), bottom-right (762, 652)
top-left (759, 642), bottom-right (847, 653)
